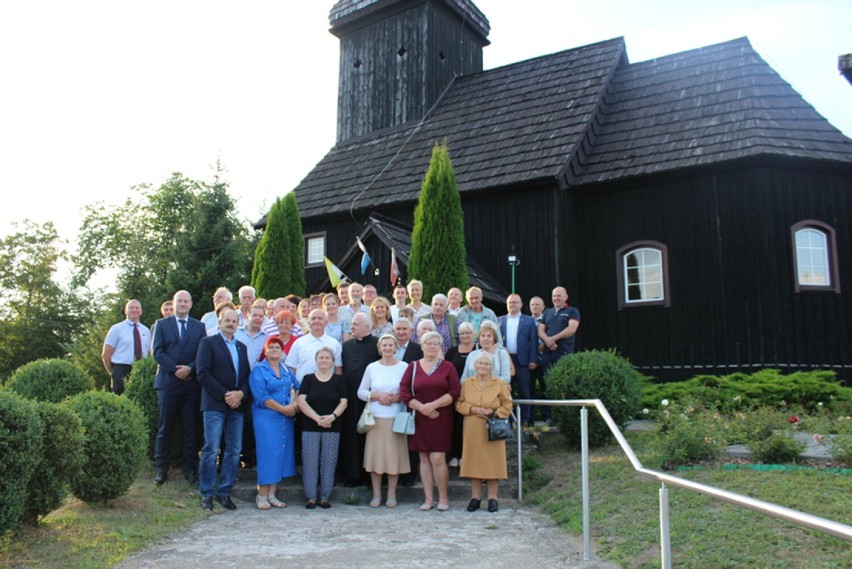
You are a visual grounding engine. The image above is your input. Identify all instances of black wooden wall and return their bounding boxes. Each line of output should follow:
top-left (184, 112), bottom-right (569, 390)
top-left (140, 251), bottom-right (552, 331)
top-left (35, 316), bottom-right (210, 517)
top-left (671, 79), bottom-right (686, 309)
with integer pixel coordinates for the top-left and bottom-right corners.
top-left (571, 161), bottom-right (852, 382)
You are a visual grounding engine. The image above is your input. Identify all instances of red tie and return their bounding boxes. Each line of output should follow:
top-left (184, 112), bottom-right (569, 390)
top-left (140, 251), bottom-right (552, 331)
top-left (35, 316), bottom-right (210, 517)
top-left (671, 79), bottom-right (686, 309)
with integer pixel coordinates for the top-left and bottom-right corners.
top-left (133, 323), bottom-right (143, 361)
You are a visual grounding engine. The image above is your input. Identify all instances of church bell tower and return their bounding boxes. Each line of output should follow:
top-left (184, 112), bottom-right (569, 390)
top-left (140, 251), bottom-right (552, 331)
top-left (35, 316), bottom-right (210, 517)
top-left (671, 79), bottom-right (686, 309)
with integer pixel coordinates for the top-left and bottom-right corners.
top-left (329, 0), bottom-right (490, 143)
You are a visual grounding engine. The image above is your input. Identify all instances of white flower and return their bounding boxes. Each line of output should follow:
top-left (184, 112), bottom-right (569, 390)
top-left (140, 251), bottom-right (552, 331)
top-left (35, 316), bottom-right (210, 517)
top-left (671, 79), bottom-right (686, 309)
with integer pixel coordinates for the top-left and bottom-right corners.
top-left (642, 408), bottom-right (649, 415)
top-left (817, 402), bottom-right (824, 407)
top-left (661, 399), bottom-right (669, 407)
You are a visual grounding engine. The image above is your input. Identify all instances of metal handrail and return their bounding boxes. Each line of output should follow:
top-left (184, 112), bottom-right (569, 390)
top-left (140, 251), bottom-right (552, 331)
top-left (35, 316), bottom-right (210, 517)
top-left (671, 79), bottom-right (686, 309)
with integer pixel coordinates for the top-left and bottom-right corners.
top-left (513, 399), bottom-right (852, 567)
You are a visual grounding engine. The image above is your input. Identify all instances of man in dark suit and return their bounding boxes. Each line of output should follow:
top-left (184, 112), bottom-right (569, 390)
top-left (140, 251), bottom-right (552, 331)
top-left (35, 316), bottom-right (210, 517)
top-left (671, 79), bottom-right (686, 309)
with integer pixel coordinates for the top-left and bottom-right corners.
top-left (196, 308), bottom-right (251, 511)
top-left (499, 293), bottom-right (539, 427)
top-left (152, 290), bottom-right (206, 485)
top-left (393, 317), bottom-right (423, 363)
top-left (338, 313), bottom-right (379, 485)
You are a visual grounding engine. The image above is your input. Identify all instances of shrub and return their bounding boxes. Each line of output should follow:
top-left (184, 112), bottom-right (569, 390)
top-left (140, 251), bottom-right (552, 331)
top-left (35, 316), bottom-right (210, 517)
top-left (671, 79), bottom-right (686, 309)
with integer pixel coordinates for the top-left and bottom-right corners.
top-left (642, 369), bottom-right (852, 413)
top-left (0, 390), bottom-right (43, 533)
top-left (748, 432), bottom-right (806, 464)
top-left (547, 349), bottom-right (643, 447)
top-left (22, 402), bottom-right (85, 524)
top-left (652, 399), bottom-right (727, 468)
top-left (63, 391), bottom-right (147, 504)
top-left (738, 406), bottom-right (805, 464)
top-left (6, 358), bottom-right (94, 403)
top-left (124, 356), bottom-right (159, 456)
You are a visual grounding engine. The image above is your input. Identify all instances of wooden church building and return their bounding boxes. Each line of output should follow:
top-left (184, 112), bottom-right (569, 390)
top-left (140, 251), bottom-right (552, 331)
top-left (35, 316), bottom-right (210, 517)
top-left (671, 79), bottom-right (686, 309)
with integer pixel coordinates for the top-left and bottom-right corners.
top-left (260, 0), bottom-right (852, 381)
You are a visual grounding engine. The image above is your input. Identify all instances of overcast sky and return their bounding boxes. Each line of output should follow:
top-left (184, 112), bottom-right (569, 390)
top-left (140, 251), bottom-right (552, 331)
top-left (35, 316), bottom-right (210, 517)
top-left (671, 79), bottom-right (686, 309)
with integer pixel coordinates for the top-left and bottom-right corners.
top-left (1, 0), bottom-right (849, 254)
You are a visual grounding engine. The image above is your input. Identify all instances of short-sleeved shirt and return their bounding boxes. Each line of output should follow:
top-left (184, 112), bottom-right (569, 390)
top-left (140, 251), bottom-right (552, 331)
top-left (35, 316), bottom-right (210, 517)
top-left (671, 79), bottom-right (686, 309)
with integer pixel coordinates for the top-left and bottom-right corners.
top-left (542, 305), bottom-right (581, 354)
top-left (104, 319), bottom-right (151, 365)
top-left (285, 334), bottom-right (343, 382)
top-left (299, 373), bottom-right (347, 432)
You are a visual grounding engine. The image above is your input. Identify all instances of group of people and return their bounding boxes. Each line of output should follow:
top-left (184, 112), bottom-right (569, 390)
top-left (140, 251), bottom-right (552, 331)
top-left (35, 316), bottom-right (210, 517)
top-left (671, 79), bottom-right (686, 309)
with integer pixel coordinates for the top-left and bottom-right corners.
top-left (102, 281), bottom-right (580, 513)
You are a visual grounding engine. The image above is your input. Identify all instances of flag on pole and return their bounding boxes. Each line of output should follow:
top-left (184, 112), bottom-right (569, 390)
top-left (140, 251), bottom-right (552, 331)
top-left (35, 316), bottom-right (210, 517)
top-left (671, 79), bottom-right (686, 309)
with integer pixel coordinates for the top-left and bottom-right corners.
top-left (389, 247), bottom-right (400, 287)
top-left (324, 256), bottom-right (348, 288)
top-left (356, 236), bottom-right (372, 275)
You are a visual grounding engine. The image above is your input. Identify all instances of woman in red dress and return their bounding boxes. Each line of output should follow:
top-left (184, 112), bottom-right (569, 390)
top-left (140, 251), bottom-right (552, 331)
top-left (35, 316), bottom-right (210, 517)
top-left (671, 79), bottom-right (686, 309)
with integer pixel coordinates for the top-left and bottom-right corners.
top-left (400, 331), bottom-right (461, 511)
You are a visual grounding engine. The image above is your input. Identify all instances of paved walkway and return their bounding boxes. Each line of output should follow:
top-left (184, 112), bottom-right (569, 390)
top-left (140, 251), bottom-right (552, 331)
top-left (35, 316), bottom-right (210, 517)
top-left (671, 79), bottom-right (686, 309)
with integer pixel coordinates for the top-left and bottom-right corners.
top-left (119, 498), bottom-right (619, 569)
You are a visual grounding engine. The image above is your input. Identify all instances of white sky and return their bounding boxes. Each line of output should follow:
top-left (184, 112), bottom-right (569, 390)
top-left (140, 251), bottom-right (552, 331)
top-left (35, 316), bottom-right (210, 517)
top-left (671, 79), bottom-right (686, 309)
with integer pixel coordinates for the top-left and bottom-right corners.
top-left (1, 0), bottom-right (850, 251)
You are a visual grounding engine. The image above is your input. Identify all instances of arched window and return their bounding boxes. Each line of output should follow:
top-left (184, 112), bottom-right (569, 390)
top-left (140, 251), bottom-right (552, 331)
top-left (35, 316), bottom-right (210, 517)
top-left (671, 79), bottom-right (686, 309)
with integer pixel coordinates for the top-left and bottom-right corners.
top-left (616, 241), bottom-right (670, 309)
top-left (791, 221), bottom-right (839, 293)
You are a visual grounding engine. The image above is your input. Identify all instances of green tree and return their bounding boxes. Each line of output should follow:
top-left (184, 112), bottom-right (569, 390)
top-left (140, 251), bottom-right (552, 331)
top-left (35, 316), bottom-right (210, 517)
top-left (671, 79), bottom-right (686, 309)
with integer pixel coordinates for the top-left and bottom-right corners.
top-left (73, 172), bottom-right (255, 319)
top-left (0, 220), bottom-right (87, 378)
top-left (251, 192), bottom-right (305, 298)
top-left (408, 142), bottom-right (469, 300)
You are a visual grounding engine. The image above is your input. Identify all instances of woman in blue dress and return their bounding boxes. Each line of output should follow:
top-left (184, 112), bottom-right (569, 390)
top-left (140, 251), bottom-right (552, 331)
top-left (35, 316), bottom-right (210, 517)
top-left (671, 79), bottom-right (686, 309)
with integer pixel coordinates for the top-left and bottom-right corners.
top-left (249, 335), bottom-right (300, 510)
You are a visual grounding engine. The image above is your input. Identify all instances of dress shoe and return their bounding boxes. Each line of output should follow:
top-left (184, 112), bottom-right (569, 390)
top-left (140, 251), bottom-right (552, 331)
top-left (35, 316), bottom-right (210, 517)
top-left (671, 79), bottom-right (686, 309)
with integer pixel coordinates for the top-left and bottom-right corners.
top-left (466, 498), bottom-right (481, 512)
top-left (488, 499), bottom-right (499, 513)
top-left (153, 470), bottom-right (168, 485)
top-left (216, 495), bottom-right (237, 510)
top-left (183, 470), bottom-right (198, 485)
top-left (200, 496), bottom-right (213, 510)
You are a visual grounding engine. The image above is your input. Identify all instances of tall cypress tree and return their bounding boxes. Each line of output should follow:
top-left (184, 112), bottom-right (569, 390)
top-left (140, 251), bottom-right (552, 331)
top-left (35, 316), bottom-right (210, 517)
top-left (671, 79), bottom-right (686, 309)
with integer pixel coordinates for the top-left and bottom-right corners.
top-left (408, 142), bottom-right (469, 300)
top-left (252, 192), bottom-right (306, 299)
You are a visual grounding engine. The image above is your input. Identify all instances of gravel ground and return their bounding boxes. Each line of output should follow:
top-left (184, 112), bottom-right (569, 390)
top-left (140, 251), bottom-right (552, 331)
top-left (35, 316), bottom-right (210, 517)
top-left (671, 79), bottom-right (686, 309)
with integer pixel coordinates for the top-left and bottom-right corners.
top-left (119, 498), bottom-right (619, 569)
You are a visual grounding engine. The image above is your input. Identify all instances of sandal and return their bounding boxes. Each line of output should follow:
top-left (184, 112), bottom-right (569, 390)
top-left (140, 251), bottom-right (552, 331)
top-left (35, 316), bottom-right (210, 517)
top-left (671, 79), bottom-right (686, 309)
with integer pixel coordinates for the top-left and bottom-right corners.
top-left (306, 499), bottom-right (317, 509)
top-left (267, 494), bottom-right (287, 508)
top-left (256, 495), bottom-right (271, 510)
top-left (385, 498), bottom-right (397, 508)
top-left (369, 497), bottom-right (382, 508)
top-left (419, 502), bottom-right (435, 511)
top-left (437, 501), bottom-right (450, 511)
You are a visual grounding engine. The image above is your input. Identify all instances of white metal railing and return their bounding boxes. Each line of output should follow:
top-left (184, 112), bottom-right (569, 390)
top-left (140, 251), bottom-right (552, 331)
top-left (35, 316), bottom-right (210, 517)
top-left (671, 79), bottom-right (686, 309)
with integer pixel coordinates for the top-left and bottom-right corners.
top-left (513, 399), bottom-right (852, 568)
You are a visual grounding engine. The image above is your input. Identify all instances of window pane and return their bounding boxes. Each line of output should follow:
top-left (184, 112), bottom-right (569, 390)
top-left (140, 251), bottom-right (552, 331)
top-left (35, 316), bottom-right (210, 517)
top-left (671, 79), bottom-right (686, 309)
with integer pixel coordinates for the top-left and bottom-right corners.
top-left (795, 229), bottom-right (830, 286)
top-left (306, 236), bottom-right (324, 265)
top-left (623, 247), bottom-right (664, 303)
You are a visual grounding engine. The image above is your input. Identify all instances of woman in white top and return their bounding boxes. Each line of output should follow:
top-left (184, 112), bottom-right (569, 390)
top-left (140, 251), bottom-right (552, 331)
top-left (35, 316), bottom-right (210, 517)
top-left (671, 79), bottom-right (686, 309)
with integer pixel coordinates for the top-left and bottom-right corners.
top-left (357, 334), bottom-right (411, 508)
top-left (462, 321), bottom-right (513, 383)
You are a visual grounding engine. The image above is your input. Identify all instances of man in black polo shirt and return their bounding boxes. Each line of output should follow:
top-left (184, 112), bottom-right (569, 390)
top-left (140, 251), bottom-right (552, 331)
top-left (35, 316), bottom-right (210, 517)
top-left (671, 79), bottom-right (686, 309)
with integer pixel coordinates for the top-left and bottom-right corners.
top-left (537, 287), bottom-right (581, 421)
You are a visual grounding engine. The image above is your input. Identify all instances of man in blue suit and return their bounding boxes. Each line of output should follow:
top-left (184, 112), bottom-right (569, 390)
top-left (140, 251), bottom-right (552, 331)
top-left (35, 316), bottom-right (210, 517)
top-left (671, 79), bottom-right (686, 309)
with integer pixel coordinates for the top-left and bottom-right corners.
top-left (499, 294), bottom-right (539, 427)
top-left (152, 290), bottom-right (206, 485)
top-left (196, 308), bottom-right (251, 511)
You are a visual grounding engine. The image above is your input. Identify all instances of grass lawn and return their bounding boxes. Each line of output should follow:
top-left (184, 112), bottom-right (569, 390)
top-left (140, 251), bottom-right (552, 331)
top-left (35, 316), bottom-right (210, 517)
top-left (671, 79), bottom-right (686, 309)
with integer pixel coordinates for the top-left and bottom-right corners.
top-left (523, 432), bottom-right (852, 569)
top-left (0, 466), bottom-right (208, 569)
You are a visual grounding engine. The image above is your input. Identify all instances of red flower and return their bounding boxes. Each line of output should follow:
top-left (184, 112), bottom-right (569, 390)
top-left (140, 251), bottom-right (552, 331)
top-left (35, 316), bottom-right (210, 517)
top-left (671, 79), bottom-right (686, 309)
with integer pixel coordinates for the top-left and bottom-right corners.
top-left (787, 415), bottom-right (800, 425)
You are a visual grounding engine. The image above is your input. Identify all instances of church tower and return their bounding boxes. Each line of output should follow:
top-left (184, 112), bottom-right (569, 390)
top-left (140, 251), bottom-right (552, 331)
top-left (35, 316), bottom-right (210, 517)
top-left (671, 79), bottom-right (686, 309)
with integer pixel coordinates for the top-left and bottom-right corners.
top-left (329, 0), bottom-right (490, 142)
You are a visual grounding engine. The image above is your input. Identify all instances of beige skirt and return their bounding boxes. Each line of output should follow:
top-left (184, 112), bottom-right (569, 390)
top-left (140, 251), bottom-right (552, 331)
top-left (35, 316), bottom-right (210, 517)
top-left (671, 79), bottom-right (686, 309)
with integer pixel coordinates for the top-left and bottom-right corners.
top-left (363, 417), bottom-right (411, 475)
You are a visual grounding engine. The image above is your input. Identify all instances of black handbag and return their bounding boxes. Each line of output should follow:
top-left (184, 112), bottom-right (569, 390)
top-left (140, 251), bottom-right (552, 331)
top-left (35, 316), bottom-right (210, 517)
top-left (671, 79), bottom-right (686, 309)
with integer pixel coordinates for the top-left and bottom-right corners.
top-left (486, 414), bottom-right (513, 441)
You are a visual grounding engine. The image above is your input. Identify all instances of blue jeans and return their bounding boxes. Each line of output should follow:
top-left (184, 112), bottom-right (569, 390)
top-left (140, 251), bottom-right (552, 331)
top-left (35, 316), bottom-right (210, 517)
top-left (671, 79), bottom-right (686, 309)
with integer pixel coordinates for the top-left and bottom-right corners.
top-left (199, 410), bottom-right (244, 498)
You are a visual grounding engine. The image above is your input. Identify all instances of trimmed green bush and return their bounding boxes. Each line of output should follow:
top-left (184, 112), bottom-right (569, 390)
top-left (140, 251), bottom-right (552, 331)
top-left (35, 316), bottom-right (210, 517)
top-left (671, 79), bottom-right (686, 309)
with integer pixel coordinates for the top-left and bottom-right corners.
top-left (547, 349), bottom-right (644, 447)
top-left (124, 356), bottom-right (159, 456)
top-left (642, 369), bottom-right (852, 413)
top-left (63, 391), bottom-right (147, 504)
top-left (0, 390), bottom-right (43, 532)
top-left (6, 358), bottom-right (94, 403)
top-left (23, 402), bottom-right (85, 524)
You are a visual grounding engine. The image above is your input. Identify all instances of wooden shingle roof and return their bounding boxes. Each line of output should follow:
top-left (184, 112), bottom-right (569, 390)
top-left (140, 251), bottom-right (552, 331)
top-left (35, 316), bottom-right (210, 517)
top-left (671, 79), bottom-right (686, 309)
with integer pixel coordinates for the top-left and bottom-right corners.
top-left (265, 36), bottom-right (852, 227)
top-left (290, 38), bottom-right (627, 220)
top-left (572, 38), bottom-right (852, 185)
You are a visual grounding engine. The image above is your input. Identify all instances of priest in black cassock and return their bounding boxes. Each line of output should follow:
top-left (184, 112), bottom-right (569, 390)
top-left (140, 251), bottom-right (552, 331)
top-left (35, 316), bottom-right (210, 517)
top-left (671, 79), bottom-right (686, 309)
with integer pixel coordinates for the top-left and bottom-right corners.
top-left (338, 312), bottom-right (379, 485)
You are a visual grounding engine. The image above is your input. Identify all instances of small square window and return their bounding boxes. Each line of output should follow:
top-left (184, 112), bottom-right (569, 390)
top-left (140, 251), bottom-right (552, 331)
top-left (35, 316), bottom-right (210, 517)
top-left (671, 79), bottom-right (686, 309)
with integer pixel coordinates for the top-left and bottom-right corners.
top-left (305, 233), bottom-right (325, 267)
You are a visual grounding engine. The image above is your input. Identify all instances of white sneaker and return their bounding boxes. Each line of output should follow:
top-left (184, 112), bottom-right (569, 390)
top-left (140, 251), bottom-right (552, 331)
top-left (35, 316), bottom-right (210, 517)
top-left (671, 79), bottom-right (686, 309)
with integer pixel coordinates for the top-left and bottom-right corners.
top-left (448, 458), bottom-right (459, 468)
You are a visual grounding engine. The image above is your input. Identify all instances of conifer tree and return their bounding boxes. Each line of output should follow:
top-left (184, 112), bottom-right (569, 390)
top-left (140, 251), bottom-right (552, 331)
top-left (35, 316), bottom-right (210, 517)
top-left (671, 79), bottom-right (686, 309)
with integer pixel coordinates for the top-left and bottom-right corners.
top-left (408, 142), bottom-right (469, 300)
top-left (252, 192), bottom-right (305, 298)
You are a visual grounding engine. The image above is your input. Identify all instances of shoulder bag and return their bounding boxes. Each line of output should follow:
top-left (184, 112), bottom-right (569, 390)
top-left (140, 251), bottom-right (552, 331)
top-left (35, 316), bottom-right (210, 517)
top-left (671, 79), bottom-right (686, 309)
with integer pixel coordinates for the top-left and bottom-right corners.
top-left (392, 362), bottom-right (416, 435)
